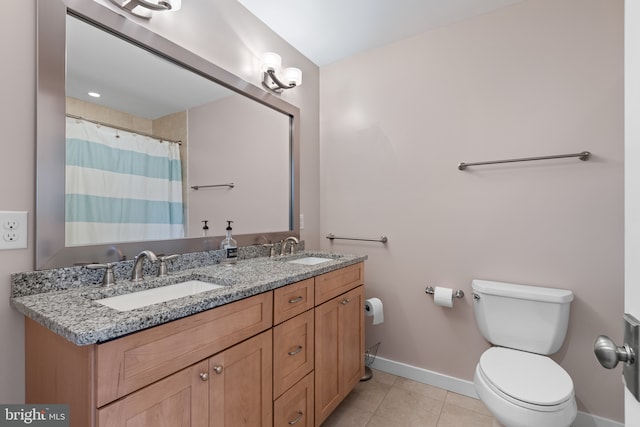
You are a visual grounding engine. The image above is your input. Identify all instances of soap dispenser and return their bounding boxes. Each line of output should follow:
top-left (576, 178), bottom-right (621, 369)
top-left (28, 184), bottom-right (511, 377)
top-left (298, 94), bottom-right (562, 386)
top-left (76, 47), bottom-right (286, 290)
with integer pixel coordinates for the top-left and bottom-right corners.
top-left (220, 220), bottom-right (238, 265)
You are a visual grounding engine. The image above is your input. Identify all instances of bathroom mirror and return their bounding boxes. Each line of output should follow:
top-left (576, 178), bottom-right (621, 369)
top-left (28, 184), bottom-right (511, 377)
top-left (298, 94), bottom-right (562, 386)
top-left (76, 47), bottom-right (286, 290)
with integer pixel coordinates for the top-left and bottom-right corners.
top-left (36, 0), bottom-right (300, 269)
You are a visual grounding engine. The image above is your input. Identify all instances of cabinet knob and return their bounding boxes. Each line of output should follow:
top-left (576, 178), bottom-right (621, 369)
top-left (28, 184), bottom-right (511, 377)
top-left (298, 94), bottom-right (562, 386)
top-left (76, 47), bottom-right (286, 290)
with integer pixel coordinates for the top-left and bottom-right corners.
top-left (199, 372), bottom-right (209, 381)
top-left (340, 298), bottom-right (350, 305)
top-left (213, 365), bottom-right (224, 374)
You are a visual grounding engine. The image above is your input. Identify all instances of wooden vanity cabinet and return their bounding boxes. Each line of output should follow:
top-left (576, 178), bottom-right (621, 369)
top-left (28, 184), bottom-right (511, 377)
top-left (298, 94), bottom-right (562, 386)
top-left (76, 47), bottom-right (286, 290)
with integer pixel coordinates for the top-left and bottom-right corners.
top-left (24, 262), bottom-right (365, 427)
top-left (26, 292), bottom-right (273, 427)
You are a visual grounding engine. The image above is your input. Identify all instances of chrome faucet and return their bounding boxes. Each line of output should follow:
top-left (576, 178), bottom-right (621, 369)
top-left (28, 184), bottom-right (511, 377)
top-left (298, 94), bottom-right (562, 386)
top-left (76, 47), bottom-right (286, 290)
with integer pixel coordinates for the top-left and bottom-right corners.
top-left (280, 236), bottom-right (300, 256)
top-left (130, 250), bottom-right (158, 282)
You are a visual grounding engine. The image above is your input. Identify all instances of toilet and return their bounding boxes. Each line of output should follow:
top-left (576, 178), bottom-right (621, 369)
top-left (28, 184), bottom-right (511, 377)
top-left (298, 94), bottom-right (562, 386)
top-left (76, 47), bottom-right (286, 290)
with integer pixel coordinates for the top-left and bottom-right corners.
top-left (471, 279), bottom-right (577, 427)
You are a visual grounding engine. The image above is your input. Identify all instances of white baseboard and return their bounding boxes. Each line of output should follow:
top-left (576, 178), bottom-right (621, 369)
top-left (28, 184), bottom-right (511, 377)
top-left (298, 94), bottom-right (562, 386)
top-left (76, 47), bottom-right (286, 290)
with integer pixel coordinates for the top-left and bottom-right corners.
top-left (370, 356), bottom-right (623, 427)
top-left (572, 412), bottom-right (624, 427)
top-left (370, 355), bottom-right (479, 398)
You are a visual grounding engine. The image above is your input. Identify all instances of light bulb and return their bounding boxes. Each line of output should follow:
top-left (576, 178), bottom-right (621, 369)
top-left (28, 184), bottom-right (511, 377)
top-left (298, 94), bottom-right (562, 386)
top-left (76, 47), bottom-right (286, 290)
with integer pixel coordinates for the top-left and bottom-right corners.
top-left (261, 52), bottom-right (282, 73)
top-left (283, 67), bottom-right (302, 86)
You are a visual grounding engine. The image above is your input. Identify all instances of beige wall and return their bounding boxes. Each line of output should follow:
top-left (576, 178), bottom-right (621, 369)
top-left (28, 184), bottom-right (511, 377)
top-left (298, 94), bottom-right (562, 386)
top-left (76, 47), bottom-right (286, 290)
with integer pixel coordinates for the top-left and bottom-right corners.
top-left (0, 0), bottom-right (320, 403)
top-left (187, 95), bottom-right (290, 237)
top-left (66, 97), bottom-right (154, 135)
top-left (320, 0), bottom-right (624, 422)
top-left (0, 1), bottom-right (35, 404)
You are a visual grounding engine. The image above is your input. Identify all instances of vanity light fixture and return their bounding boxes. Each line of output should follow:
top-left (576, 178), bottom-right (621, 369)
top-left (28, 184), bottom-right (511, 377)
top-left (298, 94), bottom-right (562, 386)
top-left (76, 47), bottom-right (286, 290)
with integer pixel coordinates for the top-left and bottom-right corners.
top-left (108, 0), bottom-right (182, 19)
top-left (261, 52), bottom-right (302, 93)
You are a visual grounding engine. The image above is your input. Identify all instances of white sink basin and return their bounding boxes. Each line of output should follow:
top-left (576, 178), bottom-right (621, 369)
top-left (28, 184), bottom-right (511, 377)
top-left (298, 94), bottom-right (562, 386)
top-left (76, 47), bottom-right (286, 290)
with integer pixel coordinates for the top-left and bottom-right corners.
top-left (287, 257), bottom-right (333, 266)
top-left (95, 280), bottom-right (225, 311)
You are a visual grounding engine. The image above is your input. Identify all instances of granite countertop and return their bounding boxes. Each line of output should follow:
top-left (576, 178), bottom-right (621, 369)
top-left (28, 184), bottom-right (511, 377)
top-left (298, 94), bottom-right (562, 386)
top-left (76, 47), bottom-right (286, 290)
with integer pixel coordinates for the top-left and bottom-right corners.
top-left (10, 251), bottom-right (367, 346)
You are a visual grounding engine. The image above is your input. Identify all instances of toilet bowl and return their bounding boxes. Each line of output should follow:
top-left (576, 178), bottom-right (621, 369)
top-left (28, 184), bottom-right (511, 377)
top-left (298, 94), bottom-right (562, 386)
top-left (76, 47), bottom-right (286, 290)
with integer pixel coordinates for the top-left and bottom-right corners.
top-left (474, 347), bottom-right (577, 427)
top-left (471, 280), bottom-right (577, 427)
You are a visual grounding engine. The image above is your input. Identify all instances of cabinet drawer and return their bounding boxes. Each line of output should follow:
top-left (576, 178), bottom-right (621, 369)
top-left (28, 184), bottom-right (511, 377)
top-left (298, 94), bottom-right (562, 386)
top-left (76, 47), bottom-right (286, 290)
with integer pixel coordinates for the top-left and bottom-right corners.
top-left (273, 278), bottom-right (314, 325)
top-left (273, 309), bottom-right (314, 398)
top-left (314, 263), bottom-right (364, 305)
top-left (274, 372), bottom-right (314, 427)
top-left (95, 292), bottom-right (273, 407)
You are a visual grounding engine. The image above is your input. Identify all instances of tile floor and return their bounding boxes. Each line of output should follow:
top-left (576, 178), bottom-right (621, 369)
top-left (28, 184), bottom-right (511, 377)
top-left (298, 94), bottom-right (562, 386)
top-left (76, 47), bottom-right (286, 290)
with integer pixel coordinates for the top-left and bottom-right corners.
top-left (321, 369), bottom-right (497, 427)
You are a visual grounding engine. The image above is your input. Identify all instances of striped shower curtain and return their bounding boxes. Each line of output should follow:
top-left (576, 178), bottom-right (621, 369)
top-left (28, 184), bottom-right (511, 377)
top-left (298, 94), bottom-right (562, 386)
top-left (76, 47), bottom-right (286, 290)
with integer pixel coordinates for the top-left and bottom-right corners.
top-left (65, 117), bottom-right (184, 246)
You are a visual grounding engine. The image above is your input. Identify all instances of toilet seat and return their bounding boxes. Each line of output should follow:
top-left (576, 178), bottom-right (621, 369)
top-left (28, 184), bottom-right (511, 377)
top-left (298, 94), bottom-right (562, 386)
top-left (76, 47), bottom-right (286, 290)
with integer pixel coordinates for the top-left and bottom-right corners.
top-left (478, 347), bottom-right (574, 410)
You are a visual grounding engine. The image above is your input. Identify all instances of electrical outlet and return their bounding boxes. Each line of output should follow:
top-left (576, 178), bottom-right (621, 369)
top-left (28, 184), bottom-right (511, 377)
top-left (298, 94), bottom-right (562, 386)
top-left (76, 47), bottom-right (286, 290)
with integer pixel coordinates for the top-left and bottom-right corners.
top-left (0, 211), bottom-right (27, 249)
top-left (4, 220), bottom-right (18, 230)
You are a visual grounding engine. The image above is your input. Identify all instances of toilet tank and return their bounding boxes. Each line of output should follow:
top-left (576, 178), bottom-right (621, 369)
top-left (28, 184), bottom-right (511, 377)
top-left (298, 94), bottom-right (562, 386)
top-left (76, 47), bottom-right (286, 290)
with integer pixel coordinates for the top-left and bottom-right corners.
top-left (472, 280), bottom-right (574, 355)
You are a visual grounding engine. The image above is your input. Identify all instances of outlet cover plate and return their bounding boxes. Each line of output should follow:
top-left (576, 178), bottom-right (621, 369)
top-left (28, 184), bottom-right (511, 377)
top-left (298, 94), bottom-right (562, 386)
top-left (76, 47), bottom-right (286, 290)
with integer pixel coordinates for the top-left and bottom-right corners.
top-left (0, 211), bottom-right (27, 249)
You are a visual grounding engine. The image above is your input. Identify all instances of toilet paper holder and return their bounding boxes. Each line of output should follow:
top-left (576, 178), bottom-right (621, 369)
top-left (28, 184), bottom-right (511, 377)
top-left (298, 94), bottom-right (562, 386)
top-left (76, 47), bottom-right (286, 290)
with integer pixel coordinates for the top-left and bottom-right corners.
top-left (425, 286), bottom-right (465, 299)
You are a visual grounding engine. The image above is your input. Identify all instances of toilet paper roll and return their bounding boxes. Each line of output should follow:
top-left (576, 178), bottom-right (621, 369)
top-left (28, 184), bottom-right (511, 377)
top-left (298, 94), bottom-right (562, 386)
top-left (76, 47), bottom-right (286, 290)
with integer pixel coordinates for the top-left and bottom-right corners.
top-left (434, 287), bottom-right (454, 308)
top-left (364, 297), bottom-right (384, 325)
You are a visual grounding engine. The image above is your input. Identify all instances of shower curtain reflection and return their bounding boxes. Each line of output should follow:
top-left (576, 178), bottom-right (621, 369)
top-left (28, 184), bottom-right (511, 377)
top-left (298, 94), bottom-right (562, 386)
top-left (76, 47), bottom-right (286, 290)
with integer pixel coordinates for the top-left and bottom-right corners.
top-left (65, 117), bottom-right (184, 246)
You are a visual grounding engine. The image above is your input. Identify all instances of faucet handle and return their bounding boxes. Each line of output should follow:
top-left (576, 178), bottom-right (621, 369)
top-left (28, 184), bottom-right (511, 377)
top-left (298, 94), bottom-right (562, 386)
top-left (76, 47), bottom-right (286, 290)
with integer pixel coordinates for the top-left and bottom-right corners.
top-left (157, 254), bottom-right (179, 277)
top-left (288, 242), bottom-right (298, 255)
top-left (87, 263), bottom-right (116, 287)
top-left (262, 243), bottom-right (276, 258)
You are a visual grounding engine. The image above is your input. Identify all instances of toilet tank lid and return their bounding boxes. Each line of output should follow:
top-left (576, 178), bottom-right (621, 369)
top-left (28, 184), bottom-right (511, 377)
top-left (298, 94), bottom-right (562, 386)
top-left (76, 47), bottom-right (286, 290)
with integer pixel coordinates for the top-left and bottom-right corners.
top-left (472, 280), bottom-right (574, 303)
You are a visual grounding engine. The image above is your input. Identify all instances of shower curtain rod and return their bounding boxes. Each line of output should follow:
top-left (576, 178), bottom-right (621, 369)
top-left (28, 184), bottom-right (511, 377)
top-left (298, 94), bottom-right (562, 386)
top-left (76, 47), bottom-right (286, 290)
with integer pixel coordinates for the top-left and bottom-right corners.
top-left (66, 114), bottom-right (182, 145)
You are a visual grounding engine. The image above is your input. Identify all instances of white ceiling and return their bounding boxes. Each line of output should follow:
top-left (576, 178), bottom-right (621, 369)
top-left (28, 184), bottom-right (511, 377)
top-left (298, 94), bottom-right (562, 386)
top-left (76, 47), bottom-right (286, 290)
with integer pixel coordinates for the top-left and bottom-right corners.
top-left (237, 0), bottom-right (526, 66)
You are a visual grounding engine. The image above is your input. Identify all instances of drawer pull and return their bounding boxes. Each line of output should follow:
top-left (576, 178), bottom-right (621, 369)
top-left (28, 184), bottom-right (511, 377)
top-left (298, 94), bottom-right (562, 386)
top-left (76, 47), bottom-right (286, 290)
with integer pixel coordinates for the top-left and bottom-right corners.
top-left (288, 346), bottom-right (303, 356)
top-left (340, 298), bottom-right (350, 305)
top-left (288, 296), bottom-right (304, 304)
top-left (288, 411), bottom-right (304, 425)
top-left (213, 365), bottom-right (224, 374)
top-left (199, 372), bottom-right (209, 381)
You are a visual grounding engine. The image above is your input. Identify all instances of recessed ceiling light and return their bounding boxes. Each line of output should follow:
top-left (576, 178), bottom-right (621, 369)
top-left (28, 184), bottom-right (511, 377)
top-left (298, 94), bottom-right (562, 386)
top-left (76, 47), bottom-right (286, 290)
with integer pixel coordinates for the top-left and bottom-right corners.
top-left (88, 92), bottom-right (101, 98)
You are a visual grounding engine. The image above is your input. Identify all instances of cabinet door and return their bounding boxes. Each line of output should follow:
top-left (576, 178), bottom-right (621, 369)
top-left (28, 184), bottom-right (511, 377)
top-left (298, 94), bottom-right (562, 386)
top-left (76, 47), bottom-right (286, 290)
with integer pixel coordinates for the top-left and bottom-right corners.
top-left (314, 286), bottom-right (364, 426)
top-left (209, 330), bottom-right (273, 427)
top-left (96, 360), bottom-right (209, 427)
top-left (341, 286), bottom-right (365, 394)
top-left (314, 297), bottom-right (341, 424)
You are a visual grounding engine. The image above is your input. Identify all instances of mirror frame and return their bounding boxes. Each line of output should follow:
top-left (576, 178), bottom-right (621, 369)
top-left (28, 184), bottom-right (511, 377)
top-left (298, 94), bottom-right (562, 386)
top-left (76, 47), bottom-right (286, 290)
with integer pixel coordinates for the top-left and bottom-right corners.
top-left (36, 0), bottom-right (300, 269)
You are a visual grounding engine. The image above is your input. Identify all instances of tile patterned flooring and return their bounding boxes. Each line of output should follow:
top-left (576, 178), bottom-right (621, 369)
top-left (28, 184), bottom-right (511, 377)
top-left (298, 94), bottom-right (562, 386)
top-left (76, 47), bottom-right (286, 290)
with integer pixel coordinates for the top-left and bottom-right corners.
top-left (321, 369), bottom-right (497, 427)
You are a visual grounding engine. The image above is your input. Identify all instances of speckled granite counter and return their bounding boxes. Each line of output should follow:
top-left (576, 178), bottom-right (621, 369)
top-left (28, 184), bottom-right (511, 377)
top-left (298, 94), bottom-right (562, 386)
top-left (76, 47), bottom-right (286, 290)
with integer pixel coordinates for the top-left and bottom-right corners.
top-left (10, 251), bottom-right (367, 346)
